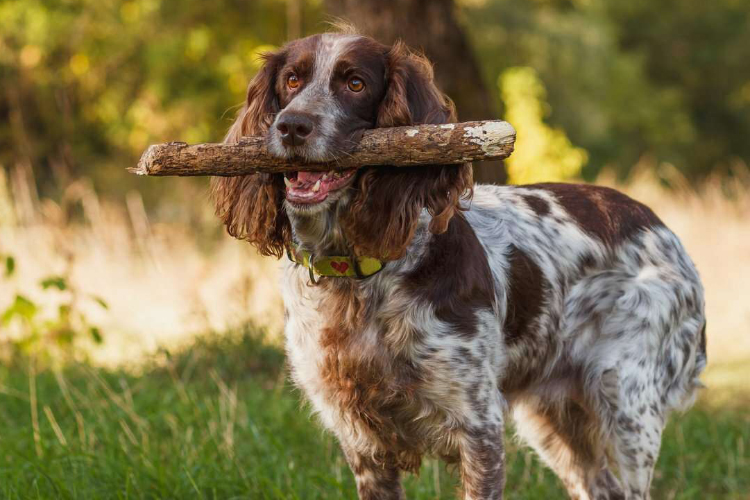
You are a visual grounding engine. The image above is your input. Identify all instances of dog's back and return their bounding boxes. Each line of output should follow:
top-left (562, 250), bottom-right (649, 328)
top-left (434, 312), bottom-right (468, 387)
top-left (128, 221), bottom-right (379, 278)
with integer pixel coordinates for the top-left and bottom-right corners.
top-left (467, 183), bottom-right (706, 399)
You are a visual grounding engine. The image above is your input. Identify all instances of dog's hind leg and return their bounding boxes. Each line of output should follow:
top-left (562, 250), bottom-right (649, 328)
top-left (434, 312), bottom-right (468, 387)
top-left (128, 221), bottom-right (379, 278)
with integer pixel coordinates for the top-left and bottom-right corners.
top-left (512, 395), bottom-right (625, 500)
top-left (604, 364), bottom-right (667, 500)
top-left (605, 315), bottom-right (706, 499)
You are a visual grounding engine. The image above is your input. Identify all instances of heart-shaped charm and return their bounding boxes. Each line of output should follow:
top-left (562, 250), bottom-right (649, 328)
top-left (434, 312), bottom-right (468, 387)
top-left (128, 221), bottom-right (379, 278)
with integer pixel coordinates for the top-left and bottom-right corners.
top-left (330, 261), bottom-right (349, 274)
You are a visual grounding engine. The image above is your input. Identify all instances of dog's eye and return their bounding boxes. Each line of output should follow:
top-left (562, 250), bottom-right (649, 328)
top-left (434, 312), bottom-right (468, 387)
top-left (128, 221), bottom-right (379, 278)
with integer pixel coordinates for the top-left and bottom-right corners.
top-left (347, 77), bottom-right (365, 93)
top-left (287, 74), bottom-right (300, 89)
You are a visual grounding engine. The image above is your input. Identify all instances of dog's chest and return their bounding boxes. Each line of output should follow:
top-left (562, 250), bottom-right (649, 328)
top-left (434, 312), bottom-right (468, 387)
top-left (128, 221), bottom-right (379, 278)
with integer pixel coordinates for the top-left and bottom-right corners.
top-left (282, 268), bottom-right (406, 408)
top-left (280, 265), bottom-right (462, 456)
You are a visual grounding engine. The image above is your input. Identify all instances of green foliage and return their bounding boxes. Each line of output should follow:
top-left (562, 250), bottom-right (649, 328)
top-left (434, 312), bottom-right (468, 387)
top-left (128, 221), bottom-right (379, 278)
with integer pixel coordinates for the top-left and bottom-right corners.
top-left (0, 328), bottom-right (747, 498)
top-left (1, 295), bottom-right (38, 325)
top-left (464, 0), bottom-right (750, 179)
top-left (603, 0), bottom-right (750, 176)
top-left (0, 0), bottom-right (308, 199)
top-left (500, 67), bottom-right (586, 184)
top-left (40, 276), bottom-right (67, 291)
top-left (0, 253), bottom-right (108, 359)
top-left (4, 255), bottom-right (15, 277)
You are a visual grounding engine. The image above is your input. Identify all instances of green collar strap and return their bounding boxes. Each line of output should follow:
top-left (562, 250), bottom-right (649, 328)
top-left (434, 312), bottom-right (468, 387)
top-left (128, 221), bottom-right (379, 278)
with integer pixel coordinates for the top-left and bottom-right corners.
top-left (287, 243), bottom-right (385, 281)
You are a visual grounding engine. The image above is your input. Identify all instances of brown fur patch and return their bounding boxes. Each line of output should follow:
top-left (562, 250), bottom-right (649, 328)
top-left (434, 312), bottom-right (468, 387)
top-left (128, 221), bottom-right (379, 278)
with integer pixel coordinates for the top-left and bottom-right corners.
top-left (274, 35), bottom-right (321, 108)
top-left (404, 214), bottom-right (495, 337)
top-left (522, 194), bottom-right (550, 217)
top-left (376, 41), bottom-right (456, 128)
top-left (343, 164), bottom-right (473, 261)
top-left (503, 245), bottom-right (545, 346)
top-left (527, 183), bottom-right (665, 246)
top-left (537, 400), bottom-right (599, 467)
top-left (316, 280), bottom-right (423, 472)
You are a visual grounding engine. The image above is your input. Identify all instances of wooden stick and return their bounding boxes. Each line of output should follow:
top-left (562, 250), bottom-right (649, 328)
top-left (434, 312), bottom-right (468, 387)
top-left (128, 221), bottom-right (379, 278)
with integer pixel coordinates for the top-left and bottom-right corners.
top-left (131, 120), bottom-right (515, 177)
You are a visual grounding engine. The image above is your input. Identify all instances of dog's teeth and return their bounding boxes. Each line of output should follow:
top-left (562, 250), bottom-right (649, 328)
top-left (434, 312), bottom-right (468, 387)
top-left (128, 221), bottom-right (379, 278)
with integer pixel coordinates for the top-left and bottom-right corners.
top-left (322, 172), bottom-right (330, 180)
top-left (312, 180), bottom-right (321, 192)
top-left (284, 177), bottom-right (292, 188)
top-left (333, 171), bottom-right (341, 178)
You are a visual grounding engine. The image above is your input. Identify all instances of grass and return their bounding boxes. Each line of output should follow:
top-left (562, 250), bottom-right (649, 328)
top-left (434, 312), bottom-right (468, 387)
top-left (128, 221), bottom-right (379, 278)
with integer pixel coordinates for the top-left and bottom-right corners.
top-left (0, 328), bottom-right (748, 500)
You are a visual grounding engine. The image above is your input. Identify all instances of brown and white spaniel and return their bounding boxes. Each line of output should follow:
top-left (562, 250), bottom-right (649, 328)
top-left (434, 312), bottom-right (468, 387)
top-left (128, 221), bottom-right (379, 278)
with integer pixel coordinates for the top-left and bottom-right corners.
top-left (212, 30), bottom-right (707, 500)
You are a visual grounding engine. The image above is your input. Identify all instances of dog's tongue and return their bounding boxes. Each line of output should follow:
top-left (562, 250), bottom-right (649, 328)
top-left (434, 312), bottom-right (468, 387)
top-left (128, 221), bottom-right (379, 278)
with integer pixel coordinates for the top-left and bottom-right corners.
top-left (285, 168), bottom-right (356, 204)
top-left (296, 171), bottom-right (325, 184)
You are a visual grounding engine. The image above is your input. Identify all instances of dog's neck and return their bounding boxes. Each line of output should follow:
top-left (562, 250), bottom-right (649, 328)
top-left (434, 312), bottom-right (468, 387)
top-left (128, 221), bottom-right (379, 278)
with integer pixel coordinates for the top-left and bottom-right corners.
top-left (287, 201), bottom-right (350, 257)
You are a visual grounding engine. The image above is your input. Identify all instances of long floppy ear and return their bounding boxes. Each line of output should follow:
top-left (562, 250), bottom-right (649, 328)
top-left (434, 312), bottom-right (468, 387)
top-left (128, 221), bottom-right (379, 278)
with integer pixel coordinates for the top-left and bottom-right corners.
top-left (342, 43), bottom-right (473, 261)
top-left (211, 51), bottom-right (291, 258)
top-left (377, 41), bottom-right (456, 127)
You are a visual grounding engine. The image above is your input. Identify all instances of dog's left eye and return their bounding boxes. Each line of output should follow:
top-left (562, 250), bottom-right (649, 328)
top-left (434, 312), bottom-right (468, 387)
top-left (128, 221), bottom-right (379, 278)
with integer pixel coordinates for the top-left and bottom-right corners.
top-left (287, 74), bottom-right (300, 89)
top-left (347, 77), bottom-right (365, 93)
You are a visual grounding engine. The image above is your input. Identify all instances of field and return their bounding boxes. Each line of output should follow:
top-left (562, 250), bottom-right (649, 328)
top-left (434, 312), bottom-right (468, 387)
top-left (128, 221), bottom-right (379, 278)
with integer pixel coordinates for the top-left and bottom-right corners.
top-left (0, 329), bottom-right (748, 500)
top-left (1, 167), bottom-right (749, 498)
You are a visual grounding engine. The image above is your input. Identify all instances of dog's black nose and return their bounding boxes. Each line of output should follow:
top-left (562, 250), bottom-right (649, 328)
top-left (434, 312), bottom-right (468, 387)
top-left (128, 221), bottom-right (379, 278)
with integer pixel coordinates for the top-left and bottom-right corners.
top-left (277, 113), bottom-right (314, 147)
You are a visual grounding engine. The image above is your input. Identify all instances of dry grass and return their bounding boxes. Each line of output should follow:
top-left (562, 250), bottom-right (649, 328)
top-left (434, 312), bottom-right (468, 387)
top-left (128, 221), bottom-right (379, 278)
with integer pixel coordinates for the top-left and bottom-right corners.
top-left (1, 164), bottom-right (749, 394)
top-left (0, 167), bottom-right (283, 367)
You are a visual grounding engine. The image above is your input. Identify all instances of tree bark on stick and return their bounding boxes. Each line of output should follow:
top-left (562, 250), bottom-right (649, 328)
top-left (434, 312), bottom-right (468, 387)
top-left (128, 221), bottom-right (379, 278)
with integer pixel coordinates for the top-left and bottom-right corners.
top-left (324, 0), bottom-right (507, 184)
top-left (132, 120), bottom-right (515, 177)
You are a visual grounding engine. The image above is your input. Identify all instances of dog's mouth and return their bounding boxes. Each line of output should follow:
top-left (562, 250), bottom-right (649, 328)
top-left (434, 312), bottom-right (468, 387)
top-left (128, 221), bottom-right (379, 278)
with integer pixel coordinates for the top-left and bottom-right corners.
top-left (284, 169), bottom-right (356, 204)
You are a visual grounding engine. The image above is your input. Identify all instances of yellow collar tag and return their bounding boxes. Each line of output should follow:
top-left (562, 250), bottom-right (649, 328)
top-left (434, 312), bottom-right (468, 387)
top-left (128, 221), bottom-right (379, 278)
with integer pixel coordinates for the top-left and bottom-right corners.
top-left (287, 244), bottom-right (384, 279)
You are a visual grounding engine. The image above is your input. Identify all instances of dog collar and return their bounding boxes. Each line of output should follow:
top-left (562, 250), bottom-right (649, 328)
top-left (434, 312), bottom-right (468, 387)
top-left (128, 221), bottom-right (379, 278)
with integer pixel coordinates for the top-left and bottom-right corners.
top-left (286, 243), bottom-right (384, 282)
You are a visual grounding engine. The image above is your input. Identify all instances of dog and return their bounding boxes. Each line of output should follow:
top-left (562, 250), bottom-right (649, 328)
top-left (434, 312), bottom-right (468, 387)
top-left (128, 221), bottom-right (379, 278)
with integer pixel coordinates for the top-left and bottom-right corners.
top-left (212, 30), bottom-right (707, 500)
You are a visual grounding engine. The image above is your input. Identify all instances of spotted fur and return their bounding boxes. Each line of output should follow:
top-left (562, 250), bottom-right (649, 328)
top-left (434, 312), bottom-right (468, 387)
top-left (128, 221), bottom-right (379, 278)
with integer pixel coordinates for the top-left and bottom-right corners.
top-left (281, 184), bottom-right (706, 500)
top-left (215, 31), bottom-right (707, 500)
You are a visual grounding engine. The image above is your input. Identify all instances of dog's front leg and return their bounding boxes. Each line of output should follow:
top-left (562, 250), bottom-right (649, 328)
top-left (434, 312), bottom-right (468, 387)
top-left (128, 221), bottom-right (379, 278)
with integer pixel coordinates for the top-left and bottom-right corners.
top-left (342, 447), bottom-right (404, 500)
top-left (457, 421), bottom-right (506, 500)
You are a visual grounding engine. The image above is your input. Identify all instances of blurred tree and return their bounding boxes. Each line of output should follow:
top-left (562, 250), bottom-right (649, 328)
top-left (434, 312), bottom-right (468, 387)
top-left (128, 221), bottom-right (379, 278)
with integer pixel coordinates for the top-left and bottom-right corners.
top-left (604, 0), bottom-right (750, 177)
top-left (0, 0), bottom-right (291, 200)
top-left (501, 67), bottom-right (586, 184)
top-left (463, 0), bottom-right (750, 180)
top-left (324, 0), bottom-right (507, 184)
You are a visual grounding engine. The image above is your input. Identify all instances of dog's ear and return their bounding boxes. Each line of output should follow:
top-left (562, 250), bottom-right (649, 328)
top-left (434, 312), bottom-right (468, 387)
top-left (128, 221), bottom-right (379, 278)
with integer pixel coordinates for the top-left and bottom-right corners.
top-left (377, 41), bottom-right (456, 127)
top-left (343, 165), bottom-right (473, 261)
top-left (211, 50), bottom-right (291, 258)
top-left (344, 42), bottom-right (472, 261)
top-left (224, 51), bottom-right (284, 141)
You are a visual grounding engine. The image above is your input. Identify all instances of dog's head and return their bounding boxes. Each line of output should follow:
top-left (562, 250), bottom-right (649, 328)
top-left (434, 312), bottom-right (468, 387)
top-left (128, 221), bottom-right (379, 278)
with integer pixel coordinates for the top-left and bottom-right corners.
top-left (212, 32), bottom-right (472, 260)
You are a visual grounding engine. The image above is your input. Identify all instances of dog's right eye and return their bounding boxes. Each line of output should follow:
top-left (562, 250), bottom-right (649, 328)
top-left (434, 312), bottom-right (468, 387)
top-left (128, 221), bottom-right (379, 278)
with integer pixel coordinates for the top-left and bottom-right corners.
top-left (287, 74), bottom-right (300, 89)
top-left (347, 77), bottom-right (365, 93)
